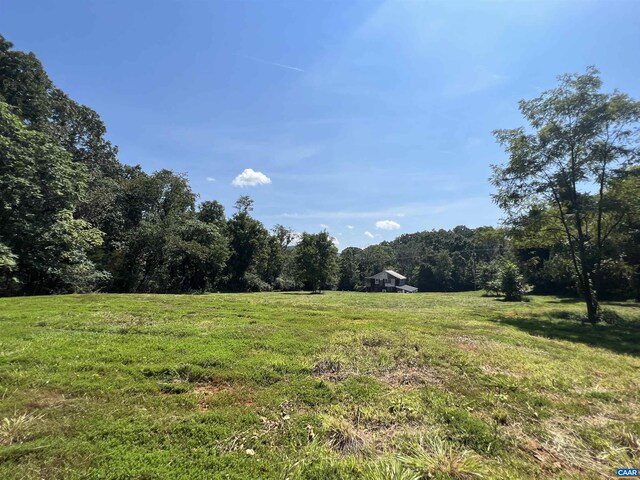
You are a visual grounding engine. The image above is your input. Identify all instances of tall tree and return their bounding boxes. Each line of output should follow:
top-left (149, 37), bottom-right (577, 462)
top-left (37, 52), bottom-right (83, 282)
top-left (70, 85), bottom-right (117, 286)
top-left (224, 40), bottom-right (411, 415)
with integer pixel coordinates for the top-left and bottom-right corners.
top-left (492, 67), bottom-right (640, 322)
top-left (338, 247), bottom-right (363, 290)
top-left (111, 170), bottom-right (199, 292)
top-left (360, 244), bottom-right (396, 277)
top-left (0, 100), bottom-right (106, 294)
top-left (294, 232), bottom-right (339, 293)
top-left (225, 196), bottom-right (270, 291)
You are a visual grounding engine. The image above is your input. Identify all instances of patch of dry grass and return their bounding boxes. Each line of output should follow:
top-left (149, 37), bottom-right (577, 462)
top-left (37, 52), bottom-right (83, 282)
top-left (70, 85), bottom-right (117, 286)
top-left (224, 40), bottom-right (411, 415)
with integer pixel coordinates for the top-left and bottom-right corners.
top-left (0, 411), bottom-right (43, 445)
top-left (324, 415), bottom-right (368, 455)
top-left (397, 436), bottom-right (487, 479)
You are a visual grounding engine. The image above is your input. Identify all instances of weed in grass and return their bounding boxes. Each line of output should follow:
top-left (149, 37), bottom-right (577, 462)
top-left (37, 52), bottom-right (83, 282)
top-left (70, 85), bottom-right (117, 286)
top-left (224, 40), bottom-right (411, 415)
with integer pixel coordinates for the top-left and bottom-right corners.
top-left (197, 358), bottom-right (226, 369)
top-left (365, 459), bottom-right (421, 480)
top-left (324, 415), bottom-right (367, 455)
top-left (397, 436), bottom-right (486, 479)
top-left (607, 426), bottom-right (640, 465)
top-left (388, 397), bottom-right (421, 422)
top-left (617, 426), bottom-right (640, 453)
top-left (492, 408), bottom-right (509, 426)
top-left (334, 376), bottom-right (384, 403)
top-left (0, 411), bottom-right (43, 445)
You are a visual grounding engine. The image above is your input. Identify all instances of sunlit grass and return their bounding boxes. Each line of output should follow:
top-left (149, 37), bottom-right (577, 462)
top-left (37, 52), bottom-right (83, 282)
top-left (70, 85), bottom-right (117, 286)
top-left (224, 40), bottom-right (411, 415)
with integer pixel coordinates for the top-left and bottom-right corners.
top-left (0, 291), bottom-right (638, 478)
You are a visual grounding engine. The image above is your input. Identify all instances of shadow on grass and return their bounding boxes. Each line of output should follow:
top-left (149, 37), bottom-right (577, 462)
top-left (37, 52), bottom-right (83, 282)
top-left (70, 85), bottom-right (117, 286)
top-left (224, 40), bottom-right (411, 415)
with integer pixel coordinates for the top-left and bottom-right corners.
top-left (604, 301), bottom-right (640, 309)
top-left (547, 297), bottom-right (583, 304)
top-left (491, 313), bottom-right (640, 357)
top-left (548, 298), bottom-right (640, 309)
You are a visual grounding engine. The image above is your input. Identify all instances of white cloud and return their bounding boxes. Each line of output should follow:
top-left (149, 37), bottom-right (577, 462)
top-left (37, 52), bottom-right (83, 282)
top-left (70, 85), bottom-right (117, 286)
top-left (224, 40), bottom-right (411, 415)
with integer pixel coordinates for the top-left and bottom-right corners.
top-left (320, 224), bottom-right (329, 229)
top-left (364, 231), bottom-right (375, 238)
top-left (346, 225), bottom-right (354, 229)
top-left (375, 220), bottom-right (401, 230)
top-left (206, 177), bottom-right (216, 182)
top-left (331, 236), bottom-right (340, 246)
top-left (232, 168), bottom-right (272, 187)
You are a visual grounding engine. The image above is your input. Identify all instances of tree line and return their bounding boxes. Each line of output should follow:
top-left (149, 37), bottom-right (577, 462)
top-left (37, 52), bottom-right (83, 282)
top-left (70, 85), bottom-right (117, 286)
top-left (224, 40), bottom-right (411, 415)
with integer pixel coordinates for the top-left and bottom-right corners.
top-left (1, 37), bottom-right (638, 322)
top-left (0, 36), bottom-right (339, 295)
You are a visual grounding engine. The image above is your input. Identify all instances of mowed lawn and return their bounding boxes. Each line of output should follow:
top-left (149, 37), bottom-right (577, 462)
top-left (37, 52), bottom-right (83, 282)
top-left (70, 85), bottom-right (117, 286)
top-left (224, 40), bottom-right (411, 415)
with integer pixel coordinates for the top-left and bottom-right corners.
top-left (0, 292), bottom-right (639, 479)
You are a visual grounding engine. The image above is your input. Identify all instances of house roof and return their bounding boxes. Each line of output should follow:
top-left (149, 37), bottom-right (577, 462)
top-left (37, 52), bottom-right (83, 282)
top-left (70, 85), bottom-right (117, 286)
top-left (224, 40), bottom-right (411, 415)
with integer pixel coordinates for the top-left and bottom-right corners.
top-left (396, 284), bottom-right (418, 292)
top-left (384, 270), bottom-right (406, 280)
top-left (367, 269), bottom-right (407, 280)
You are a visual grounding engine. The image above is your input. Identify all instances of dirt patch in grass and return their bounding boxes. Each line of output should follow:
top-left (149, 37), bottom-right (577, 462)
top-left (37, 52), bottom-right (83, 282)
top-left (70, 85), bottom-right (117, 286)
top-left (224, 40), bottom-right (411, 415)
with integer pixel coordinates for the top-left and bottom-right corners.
top-left (194, 383), bottom-right (232, 411)
top-left (379, 366), bottom-right (443, 388)
top-left (24, 390), bottom-right (69, 410)
top-left (313, 358), bottom-right (348, 382)
top-left (194, 384), bottom-right (232, 396)
top-left (452, 335), bottom-right (486, 352)
top-left (193, 383), bottom-right (254, 411)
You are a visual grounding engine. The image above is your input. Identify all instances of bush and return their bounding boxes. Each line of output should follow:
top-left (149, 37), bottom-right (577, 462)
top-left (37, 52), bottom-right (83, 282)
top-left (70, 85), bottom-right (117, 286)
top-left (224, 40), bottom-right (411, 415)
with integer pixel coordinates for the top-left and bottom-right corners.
top-left (479, 259), bottom-right (528, 301)
top-left (478, 260), bottom-right (502, 296)
top-left (244, 273), bottom-right (273, 292)
top-left (500, 261), bottom-right (528, 301)
top-left (273, 276), bottom-right (299, 291)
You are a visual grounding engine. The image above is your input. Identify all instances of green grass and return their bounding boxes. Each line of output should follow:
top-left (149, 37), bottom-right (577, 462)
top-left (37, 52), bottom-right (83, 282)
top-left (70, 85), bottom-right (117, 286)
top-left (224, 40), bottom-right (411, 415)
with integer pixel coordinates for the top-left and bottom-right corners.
top-left (0, 291), bottom-right (639, 479)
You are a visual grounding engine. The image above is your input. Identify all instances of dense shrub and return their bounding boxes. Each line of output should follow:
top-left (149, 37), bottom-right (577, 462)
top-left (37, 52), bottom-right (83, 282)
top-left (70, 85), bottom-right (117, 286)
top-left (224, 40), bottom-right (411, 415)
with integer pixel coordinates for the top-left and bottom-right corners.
top-left (500, 261), bottom-right (528, 301)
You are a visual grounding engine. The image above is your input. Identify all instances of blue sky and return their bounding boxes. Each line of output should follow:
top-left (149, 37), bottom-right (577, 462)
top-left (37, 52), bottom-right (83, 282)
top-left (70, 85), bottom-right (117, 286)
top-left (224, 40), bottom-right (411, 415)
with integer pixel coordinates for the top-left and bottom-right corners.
top-left (2, 0), bottom-right (640, 248)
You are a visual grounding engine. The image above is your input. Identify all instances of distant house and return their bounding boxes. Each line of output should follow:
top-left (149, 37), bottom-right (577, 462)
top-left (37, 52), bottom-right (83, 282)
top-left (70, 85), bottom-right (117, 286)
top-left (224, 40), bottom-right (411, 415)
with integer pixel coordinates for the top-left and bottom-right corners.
top-left (366, 270), bottom-right (418, 293)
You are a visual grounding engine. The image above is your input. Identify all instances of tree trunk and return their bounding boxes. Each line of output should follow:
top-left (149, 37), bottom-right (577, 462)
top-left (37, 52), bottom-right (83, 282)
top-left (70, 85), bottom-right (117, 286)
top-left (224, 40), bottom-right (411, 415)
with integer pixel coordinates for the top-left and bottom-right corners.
top-left (581, 271), bottom-right (600, 324)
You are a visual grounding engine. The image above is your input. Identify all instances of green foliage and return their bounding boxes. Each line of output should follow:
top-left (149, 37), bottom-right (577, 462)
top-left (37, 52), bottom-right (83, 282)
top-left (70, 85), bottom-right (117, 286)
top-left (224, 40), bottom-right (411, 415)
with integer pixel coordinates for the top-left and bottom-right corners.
top-left (294, 232), bottom-right (339, 292)
top-left (0, 243), bottom-right (17, 290)
top-left (415, 251), bottom-right (454, 292)
top-left (478, 259), bottom-right (528, 301)
top-left (499, 261), bottom-right (528, 302)
top-left (360, 244), bottom-right (396, 278)
top-left (160, 219), bottom-right (230, 292)
top-left (225, 199), bottom-right (271, 291)
top-left (338, 247), bottom-right (363, 291)
top-left (478, 260), bottom-right (502, 296)
top-left (346, 226), bottom-right (509, 293)
top-left (492, 67), bottom-right (640, 321)
top-left (197, 200), bottom-right (226, 225)
top-left (0, 100), bottom-right (107, 294)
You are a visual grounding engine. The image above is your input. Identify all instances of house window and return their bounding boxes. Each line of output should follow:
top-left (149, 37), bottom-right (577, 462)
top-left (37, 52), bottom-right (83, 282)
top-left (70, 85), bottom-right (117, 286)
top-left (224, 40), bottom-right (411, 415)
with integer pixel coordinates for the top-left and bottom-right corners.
top-left (374, 278), bottom-right (379, 285)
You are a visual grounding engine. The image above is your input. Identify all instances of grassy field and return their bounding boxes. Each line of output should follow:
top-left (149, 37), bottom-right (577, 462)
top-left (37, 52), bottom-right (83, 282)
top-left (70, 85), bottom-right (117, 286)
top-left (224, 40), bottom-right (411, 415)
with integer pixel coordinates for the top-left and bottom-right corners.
top-left (0, 292), bottom-right (639, 479)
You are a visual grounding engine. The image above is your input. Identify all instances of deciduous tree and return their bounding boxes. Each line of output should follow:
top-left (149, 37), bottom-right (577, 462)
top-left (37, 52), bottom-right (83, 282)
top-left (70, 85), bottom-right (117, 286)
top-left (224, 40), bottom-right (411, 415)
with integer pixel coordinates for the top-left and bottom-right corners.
top-left (492, 67), bottom-right (640, 322)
